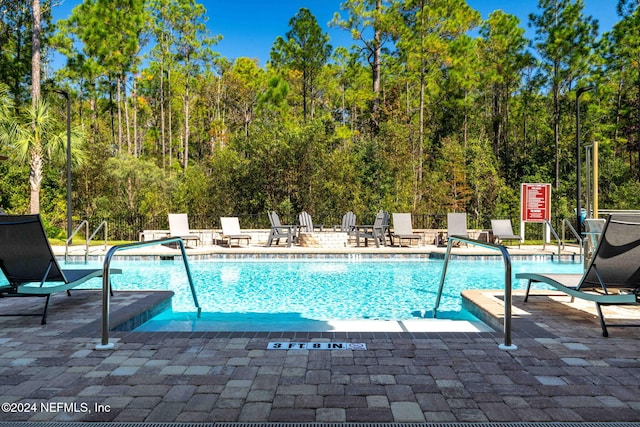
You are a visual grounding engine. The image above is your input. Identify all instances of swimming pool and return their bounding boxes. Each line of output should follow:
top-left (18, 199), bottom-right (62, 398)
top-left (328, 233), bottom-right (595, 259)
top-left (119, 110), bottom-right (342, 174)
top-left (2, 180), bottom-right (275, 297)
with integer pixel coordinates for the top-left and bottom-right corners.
top-left (98, 257), bottom-right (582, 332)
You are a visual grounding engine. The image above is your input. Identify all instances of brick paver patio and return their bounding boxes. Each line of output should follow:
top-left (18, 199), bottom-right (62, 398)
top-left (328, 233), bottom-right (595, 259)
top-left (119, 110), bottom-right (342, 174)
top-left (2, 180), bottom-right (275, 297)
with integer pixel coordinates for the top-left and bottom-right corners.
top-left (1, 246), bottom-right (640, 423)
top-left (0, 282), bottom-right (640, 422)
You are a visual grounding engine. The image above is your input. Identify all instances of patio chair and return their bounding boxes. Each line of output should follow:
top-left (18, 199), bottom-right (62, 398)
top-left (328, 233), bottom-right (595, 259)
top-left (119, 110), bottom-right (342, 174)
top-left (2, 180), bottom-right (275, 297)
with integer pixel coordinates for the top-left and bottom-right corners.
top-left (445, 212), bottom-right (468, 246)
top-left (355, 210), bottom-right (389, 247)
top-left (491, 219), bottom-right (522, 248)
top-left (0, 214), bottom-right (121, 324)
top-left (220, 217), bottom-right (251, 247)
top-left (447, 212), bottom-right (468, 239)
top-left (517, 214), bottom-right (640, 337)
top-left (168, 213), bottom-right (201, 247)
top-left (333, 211), bottom-right (357, 243)
top-left (267, 211), bottom-right (296, 247)
top-left (298, 211), bottom-right (323, 232)
top-left (333, 211), bottom-right (356, 232)
top-left (390, 213), bottom-right (422, 247)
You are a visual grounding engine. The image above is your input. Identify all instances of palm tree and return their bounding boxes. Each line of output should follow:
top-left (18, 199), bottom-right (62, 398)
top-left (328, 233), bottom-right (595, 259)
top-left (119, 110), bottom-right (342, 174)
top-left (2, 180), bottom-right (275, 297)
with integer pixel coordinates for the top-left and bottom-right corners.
top-left (9, 98), bottom-right (85, 214)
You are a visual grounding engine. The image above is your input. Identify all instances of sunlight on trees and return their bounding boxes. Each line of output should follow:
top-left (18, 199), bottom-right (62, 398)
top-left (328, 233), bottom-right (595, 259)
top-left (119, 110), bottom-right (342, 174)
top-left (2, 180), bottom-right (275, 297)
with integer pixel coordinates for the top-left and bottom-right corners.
top-left (1, 0), bottom-right (639, 235)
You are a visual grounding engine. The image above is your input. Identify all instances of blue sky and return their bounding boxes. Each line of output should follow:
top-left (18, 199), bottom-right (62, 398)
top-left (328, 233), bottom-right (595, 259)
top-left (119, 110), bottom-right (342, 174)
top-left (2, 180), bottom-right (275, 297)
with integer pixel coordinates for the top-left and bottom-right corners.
top-left (52, 0), bottom-right (621, 68)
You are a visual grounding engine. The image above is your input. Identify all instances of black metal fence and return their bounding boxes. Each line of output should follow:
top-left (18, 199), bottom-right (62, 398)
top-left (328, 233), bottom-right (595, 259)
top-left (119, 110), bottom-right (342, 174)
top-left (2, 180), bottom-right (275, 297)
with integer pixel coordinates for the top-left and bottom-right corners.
top-left (86, 212), bottom-right (491, 242)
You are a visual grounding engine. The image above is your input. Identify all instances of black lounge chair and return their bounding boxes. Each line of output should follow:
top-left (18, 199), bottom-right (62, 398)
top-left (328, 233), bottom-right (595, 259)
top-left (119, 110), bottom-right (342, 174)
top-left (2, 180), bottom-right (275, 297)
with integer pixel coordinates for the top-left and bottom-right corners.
top-left (0, 214), bottom-right (120, 324)
top-left (516, 214), bottom-right (640, 337)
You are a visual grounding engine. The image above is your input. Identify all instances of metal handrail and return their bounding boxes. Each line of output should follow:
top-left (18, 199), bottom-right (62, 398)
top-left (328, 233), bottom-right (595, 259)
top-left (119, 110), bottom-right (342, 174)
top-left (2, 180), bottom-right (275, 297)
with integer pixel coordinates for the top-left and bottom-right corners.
top-left (65, 220), bottom-right (109, 263)
top-left (433, 235), bottom-right (517, 351)
top-left (65, 220), bottom-right (89, 263)
top-left (543, 219), bottom-right (562, 256)
top-left (95, 237), bottom-right (201, 350)
top-left (562, 218), bottom-right (583, 260)
top-left (87, 220), bottom-right (108, 256)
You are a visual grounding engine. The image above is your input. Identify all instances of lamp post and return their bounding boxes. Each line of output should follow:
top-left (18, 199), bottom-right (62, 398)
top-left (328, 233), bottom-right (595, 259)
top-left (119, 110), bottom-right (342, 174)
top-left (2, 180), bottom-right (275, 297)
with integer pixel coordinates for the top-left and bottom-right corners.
top-left (576, 85), bottom-right (594, 235)
top-left (53, 89), bottom-right (72, 240)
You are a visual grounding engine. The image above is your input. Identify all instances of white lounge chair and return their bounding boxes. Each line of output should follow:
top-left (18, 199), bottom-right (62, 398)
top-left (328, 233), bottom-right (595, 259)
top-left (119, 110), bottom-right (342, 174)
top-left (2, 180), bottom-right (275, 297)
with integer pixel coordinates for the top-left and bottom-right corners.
top-left (168, 213), bottom-right (201, 247)
top-left (220, 217), bottom-right (251, 247)
top-left (391, 213), bottom-right (421, 247)
top-left (445, 212), bottom-right (469, 246)
top-left (491, 219), bottom-right (522, 248)
top-left (447, 213), bottom-right (468, 239)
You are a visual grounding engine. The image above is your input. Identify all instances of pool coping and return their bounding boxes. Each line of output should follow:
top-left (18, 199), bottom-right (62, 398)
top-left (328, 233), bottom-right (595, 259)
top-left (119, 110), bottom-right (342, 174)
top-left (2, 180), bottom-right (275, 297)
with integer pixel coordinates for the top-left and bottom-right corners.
top-left (69, 288), bottom-right (558, 342)
top-left (56, 242), bottom-right (583, 262)
top-left (461, 289), bottom-right (557, 339)
top-left (58, 248), bottom-right (583, 339)
top-left (69, 290), bottom-right (175, 337)
top-left (63, 252), bottom-right (582, 263)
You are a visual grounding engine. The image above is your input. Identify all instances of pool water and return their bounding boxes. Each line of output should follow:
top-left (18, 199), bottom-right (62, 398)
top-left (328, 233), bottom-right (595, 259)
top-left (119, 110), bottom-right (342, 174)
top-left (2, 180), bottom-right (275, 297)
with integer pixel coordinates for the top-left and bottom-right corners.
top-left (95, 258), bottom-right (582, 331)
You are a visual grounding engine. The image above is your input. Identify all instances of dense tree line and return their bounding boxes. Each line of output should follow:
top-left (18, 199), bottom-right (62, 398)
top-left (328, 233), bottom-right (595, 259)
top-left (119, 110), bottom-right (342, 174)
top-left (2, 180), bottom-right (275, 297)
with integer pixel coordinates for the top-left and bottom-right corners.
top-left (1, 0), bottom-right (639, 238)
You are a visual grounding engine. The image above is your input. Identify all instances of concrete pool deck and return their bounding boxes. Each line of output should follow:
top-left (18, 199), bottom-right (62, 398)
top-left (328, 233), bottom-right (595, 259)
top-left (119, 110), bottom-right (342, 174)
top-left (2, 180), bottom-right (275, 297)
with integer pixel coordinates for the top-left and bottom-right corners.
top-left (1, 243), bottom-right (640, 423)
top-left (59, 240), bottom-right (584, 260)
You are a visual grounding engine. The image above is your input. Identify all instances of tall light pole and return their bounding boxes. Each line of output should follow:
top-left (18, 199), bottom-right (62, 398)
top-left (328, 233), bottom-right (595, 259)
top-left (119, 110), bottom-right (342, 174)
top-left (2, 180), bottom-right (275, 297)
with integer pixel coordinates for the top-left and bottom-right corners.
top-left (53, 89), bottom-right (72, 240)
top-left (576, 85), bottom-right (594, 235)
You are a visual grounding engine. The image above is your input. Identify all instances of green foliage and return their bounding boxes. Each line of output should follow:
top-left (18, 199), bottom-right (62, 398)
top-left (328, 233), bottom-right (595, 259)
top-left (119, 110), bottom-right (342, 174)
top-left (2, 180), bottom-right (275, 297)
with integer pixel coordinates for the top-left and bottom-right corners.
top-left (0, 162), bottom-right (29, 213)
top-left (0, 1), bottom-right (53, 103)
top-left (208, 145), bottom-right (250, 214)
top-left (436, 137), bottom-right (473, 212)
top-left (530, 0), bottom-right (598, 89)
top-left (3, 1), bottom-right (640, 232)
top-left (270, 8), bottom-right (332, 121)
top-left (609, 181), bottom-right (640, 208)
top-left (102, 154), bottom-right (167, 216)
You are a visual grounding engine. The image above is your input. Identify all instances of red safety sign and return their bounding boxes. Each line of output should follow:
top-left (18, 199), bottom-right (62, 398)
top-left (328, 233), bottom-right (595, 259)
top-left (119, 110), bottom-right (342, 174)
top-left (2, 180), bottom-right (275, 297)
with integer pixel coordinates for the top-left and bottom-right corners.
top-left (521, 183), bottom-right (551, 222)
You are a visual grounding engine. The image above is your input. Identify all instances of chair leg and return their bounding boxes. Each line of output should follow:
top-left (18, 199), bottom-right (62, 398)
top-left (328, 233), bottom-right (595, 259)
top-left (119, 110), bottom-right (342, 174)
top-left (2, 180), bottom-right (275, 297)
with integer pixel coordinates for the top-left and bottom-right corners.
top-left (524, 280), bottom-right (532, 302)
top-left (595, 303), bottom-right (609, 337)
top-left (372, 231), bottom-right (381, 248)
top-left (41, 294), bottom-right (51, 325)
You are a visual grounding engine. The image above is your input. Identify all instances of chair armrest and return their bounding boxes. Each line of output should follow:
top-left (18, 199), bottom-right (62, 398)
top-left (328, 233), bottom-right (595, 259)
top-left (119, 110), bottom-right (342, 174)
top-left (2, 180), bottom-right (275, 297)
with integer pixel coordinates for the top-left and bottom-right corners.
top-left (355, 224), bottom-right (374, 230)
top-left (277, 225), bottom-right (296, 231)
